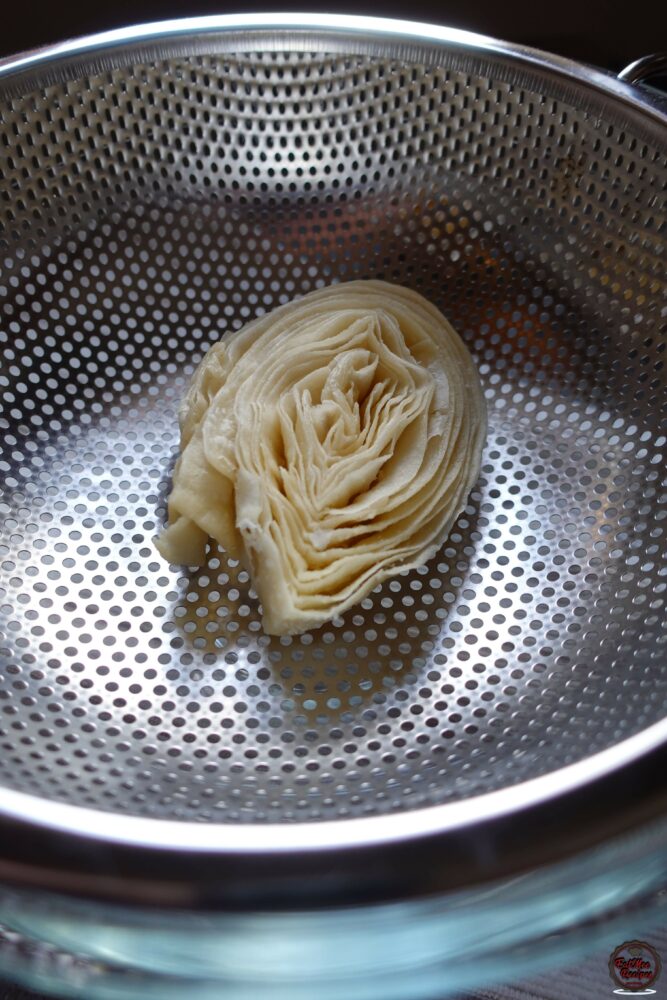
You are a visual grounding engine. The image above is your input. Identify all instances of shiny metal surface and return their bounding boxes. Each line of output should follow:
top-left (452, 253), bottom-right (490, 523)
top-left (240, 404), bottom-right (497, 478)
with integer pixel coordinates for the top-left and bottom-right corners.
top-left (0, 16), bottom-right (665, 906)
top-left (618, 51), bottom-right (667, 85)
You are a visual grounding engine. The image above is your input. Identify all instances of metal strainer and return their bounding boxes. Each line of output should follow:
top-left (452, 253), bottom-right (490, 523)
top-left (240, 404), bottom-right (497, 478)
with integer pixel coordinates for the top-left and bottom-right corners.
top-left (0, 15), bottom-right (665, 914)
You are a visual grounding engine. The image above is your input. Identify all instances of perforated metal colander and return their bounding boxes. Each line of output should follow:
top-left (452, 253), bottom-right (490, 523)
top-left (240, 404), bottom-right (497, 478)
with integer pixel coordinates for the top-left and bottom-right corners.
top-left (0, 15), bottom-right (665, 911)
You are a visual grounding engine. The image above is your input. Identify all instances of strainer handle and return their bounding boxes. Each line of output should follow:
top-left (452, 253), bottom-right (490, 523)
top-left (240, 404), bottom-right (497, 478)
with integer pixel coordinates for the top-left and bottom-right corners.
top-left (618, 53), bottom-right (667, 85)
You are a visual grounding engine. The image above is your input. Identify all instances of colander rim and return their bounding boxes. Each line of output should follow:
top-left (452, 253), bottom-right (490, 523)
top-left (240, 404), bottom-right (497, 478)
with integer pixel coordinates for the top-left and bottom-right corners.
top-left (0, 709), bottom-right (666, 851)
top-left (0, 13), bottom-right (666, 129)
top-left (0, 711), bottom-right (664, 908)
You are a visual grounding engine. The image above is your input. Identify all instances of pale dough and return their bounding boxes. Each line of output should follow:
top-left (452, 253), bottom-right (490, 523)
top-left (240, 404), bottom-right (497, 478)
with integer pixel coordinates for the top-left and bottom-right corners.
top-left (155, 281), bottom-right (487, 635)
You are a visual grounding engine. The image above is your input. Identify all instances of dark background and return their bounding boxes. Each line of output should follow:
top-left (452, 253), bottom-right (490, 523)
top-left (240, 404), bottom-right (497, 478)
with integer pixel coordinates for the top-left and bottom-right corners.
top-left (2, 0), bottom-right (667, 73)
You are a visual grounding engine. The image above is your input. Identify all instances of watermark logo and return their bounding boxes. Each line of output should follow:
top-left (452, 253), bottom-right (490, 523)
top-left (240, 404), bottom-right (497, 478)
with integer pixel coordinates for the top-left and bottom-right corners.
top-left (609, 940), bottom-right (661, 994)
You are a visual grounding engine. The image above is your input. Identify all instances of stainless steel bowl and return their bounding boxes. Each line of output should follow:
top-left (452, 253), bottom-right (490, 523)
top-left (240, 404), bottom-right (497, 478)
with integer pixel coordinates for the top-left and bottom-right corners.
top-left (0, 14), bottom-right (665, 998)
